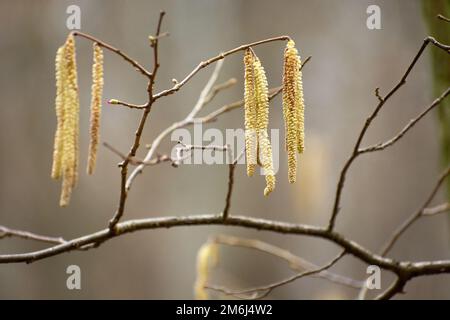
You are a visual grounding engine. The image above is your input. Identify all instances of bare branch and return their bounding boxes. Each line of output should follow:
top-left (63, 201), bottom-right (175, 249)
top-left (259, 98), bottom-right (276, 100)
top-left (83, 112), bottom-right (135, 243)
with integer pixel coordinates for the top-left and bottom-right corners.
top-left (375, 276), bottom-right (407, 300)
top-left (109, 11), bottom-right (166, 230)
top-left (222, 150), bottom-right (244, 220)
top-left (103, 142), bottom-right (175, 167)
top-left (327, 36), bottom-right (450, 232)
top-left (126, 55), bottom-right (311, 191)
top-left (437, 14), bottom-right (450, 23)
top-left (360, 87), bottom-right (450, 154)
top-left (359, 167), bottom-right (450, 300)
top-left (206, 250), bottom-right (346, 299)
top-left (422, 202), bottom-right (450, 216)
top-left (0, 226), bottom-right (65, 245)
top-left (125, 60), bottom-right (226, 191)
top-left (380, 166), bottom-right (450, 256)
top-left (72, 31), bottom-right (152, 78)
top-left (7, 10), bottom-right (449, 299)
top-left (374, 87), bottom-right (384, 103)
top-left (195, 56), bottom-right (311, 124)
top-left (108, 99), bottom-right (146, 110)
top-left (212, 234), bottom-right (364, 289)
top-left (152, 35), bottom-right (291, 100)
top-left (176, 141), bottom-right (229, 153)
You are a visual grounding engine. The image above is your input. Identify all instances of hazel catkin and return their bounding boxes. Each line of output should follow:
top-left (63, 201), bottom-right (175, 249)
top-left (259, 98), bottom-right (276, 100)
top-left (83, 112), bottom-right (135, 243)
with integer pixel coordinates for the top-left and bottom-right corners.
top-left (51, 46), bottom-right (66, 180)
top-left (87, 43), bottom-right (104, 175)
top-left (243, 49), bottom-right (258, 177)
top-left (193, 242), bottom-right (219, 300)
top-left (52, 34), bottom-right (80, 207)
top-left (253, 57), bottom-right (275, 196)
top-left (282, 40), bottom-right (305, 184)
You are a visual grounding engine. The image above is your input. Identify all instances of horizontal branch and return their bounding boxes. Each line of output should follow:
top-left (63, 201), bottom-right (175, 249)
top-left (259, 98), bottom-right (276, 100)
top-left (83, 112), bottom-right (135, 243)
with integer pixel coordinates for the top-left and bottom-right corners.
top-left (1, 213), bottom-right (450, 282)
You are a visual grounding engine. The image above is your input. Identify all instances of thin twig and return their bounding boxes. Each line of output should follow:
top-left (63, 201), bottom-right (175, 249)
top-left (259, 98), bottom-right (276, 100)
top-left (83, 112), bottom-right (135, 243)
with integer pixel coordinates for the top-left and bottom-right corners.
top-left (222, 150), bottom-right (244, 220)
top-left (108, 99), bottom-right (146, 110)
top-left (103, 142), bottom-right (175, 167)
top-left (108, 11), bottom-right (166, 230)
top-left (380, 166), bottom-right (450, 256)
top-left (375, 276), bottom-right (408, 300)
top-left (0, 226), bottom-right (65, 245)
top-left (177, 141), bottom-right (229, 152)
top-left (206, 250), bottom-right (346, 299)
top-left (422, 202), bottom-right (450, 216)
top-left (374, 87), bottom-right (384, 102)
top-left (126, 55), bottom-right (311, 190)
top-left (212, 234), bottom-right (363, 289)
top-left (152, 35), bottom-right (291, 100)
top-left (358, 167), bottom-right (450, 300)
top-left (360, 87), bottom-right (450, 154)
top-left (437, 14), bottom-right (450, 23)
top-left (328, 36), bottom-right (450, 232)
top-left (125, 60), bottom-right (226, 191)
top-left (72, 31), bottom-right (152, 78)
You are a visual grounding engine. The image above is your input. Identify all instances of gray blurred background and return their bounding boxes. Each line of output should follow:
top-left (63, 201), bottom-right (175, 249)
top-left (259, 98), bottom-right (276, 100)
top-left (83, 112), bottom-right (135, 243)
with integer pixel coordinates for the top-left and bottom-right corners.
top-left (0, 0), bottom-right (449, 299)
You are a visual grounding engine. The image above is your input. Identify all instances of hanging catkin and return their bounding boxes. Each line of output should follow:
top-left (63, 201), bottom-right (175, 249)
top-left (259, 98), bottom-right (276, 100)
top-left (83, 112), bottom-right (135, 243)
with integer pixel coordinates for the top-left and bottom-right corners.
top-left (283, 40), bottom-right (305, 184)
top-left (51, 46), bottom-right (66, 180)
top-left (52, 34), bottom-right (80, 207)
top-left (243, 49), bottom-right (257, 176)
top-left (87, 44), bottom-right (104, 175)
top-left (193, 242), bottom-right (219, 300)
top-left (253, 57), bottom-right (275, 196)
top-left (295, 47), bottom-right (305, 154)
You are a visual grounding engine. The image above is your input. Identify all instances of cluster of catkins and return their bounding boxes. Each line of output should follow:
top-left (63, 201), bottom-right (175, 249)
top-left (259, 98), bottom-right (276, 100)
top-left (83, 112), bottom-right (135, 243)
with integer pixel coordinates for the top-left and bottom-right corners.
top-left (51, 34), bottom-right (104, 206)
top-left (244, 40), bottom-right (305, 196)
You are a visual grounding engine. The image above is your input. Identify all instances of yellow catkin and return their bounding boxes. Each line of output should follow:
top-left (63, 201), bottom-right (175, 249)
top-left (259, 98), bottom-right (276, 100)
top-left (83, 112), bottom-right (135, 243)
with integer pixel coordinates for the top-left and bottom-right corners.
top-left (253, 57), bottom-right (275, 196)
top-left (51, 46), bottom-right (66, 180)
top-left (193, 242), bottom-right (219, 300)
top-left (296, 53), bottom-right (305, 154)
top-left (87, 44), bottom-right (104, 175)
top-left (58, 34), bottom-right (80, 207)
top-left (283, 40), bottom-right (304, 184)
top-left (259, 130), bottom-right (276, 196)
top-left (243, 49), bottom-right (257, 177)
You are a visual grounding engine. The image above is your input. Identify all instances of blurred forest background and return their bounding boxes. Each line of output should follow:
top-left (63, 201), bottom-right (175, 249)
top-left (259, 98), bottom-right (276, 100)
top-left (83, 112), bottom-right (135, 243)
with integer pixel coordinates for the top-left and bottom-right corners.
top-left (0, 0), bottom-right (449, 299)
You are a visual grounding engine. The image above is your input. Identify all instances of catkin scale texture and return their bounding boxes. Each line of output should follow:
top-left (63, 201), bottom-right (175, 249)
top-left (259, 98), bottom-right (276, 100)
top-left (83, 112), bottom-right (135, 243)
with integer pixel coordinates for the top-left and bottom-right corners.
top-left (283, 40), bottom-right (305, 184)
top-left (253, 57), bottom-right (275, 196)
top-left (52, 34), bottom-right (80, 207)
top-left (244, 49), bottom-right (257, 177)
top-left (51, 46), bottom-right (66, 180)
top-left (87, 44), bottom-right (104, 175)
